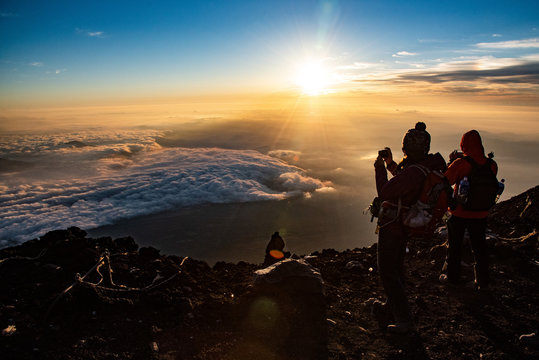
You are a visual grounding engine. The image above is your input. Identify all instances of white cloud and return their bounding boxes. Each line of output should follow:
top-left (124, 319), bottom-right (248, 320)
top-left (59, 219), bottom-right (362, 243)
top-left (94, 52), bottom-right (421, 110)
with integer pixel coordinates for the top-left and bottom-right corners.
top-left (0, 132), bottom-right (332, 243)
top-left (30, 62), bottom-right (43, 67)
top-left (76, 28), bottom-right (106, 38)
top-left (492, 34), bottom-right (502, 38)
top-left (522, 53), bottom-right (539, 61)
top-left (88, 31), bottom-right (105, 37)
top-left (384, 55), bottom-right (527, 77)
top-left (432, 56), bottom-right (523, 71)
top-left (476, 38), bottom-right (539, 49)
top-left (336, 62), bottom-right (381, 70)
top-left (315, 186), bottom-right (337, 193)
top-left (0, 130), bottom-right (163, 158)
top-left (394, 60), bottom-right (426, 68)
top-left (276, 172), bottom-right (328, 193)
top-left (392, 51), bottom-right (418, 57)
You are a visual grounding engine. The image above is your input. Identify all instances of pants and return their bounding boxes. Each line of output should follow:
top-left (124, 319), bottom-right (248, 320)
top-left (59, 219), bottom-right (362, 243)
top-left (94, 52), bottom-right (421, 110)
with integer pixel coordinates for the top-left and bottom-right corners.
top-left (446, 215), bottom-right (489, 288)
top-left (377, 221), bottom-right (412, 323)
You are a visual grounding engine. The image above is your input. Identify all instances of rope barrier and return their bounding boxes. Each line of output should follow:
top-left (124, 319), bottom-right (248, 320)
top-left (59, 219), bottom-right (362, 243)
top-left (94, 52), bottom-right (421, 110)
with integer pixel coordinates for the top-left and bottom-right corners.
top-left (0, 248), bottom-right (48, 266)
top-left (85, 256), bottom-right (189, 293)
top-left (43, 255), bottom-right (106, 322)
top-left (44, 252), bottom-right (189, 323)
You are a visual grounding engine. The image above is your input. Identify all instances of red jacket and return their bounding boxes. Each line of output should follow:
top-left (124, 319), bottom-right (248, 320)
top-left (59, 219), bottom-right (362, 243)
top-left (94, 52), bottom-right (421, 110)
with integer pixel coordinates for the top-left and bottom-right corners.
top-left (445, 130), bottom-right (498, 219)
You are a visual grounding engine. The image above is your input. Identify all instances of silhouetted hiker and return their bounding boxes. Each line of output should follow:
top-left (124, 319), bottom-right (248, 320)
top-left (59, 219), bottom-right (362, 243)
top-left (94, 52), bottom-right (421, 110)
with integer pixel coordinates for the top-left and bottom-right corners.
top-left (263, 231), bottom-right (290, 266)
top-left (374, 122), bottom-right (446, 334)
top-left (440, 130), bottom-right (499, 291)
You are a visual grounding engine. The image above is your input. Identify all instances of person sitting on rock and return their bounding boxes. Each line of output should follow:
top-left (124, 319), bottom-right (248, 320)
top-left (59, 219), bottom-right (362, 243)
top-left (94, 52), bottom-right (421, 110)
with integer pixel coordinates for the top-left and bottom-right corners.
top-left (263, 232), bottom-right (290, 266)
top-left (374, 122), bottom-right (447, 334)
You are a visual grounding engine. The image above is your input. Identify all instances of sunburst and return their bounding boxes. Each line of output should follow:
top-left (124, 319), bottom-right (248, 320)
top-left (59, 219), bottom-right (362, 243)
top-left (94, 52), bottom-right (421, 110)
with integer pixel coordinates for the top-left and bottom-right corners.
top-left (294, 61), bottom-right (330, 96)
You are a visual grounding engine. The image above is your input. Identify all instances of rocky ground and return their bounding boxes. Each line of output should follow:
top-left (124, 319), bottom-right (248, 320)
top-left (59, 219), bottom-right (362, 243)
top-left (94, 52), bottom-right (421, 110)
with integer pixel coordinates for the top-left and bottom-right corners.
top-left (1, 186), bottom-right (538, 360)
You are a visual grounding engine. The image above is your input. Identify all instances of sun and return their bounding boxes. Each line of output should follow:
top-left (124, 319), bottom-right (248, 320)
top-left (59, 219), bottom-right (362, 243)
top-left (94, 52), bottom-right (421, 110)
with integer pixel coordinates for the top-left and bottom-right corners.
top-left (294, 61), bottom-right (330, 96)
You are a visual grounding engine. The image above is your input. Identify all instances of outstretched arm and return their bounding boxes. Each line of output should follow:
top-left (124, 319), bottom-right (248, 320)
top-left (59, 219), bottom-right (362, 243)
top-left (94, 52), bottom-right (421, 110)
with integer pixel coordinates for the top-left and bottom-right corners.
top-left (383, 147), bottom-right (398, 176)
top-left (374, 156), bottom-right (388, 196)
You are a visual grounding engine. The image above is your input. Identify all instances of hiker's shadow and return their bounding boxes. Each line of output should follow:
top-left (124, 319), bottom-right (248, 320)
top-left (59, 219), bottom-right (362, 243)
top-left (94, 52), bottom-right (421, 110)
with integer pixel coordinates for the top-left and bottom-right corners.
top-left (452, 290), bottom-right (535, 359)
top-left (386, 332), bottom-right (430, 360)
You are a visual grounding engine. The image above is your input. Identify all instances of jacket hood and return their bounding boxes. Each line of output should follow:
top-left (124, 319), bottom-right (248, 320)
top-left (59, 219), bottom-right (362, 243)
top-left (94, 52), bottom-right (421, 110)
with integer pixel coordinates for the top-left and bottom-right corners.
top-left (460, 130), bottom-right (486, 163)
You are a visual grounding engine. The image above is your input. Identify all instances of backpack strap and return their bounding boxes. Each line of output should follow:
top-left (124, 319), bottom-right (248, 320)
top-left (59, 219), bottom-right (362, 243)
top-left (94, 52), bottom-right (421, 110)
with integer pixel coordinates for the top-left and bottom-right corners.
top-left (408, 164), bottom-right (431, 177)
top-left (463, 155), bottom-right (477, 168)
top-left (463, 155), bottom-right (493, 171)
top-left (378, 197), bottom-right (406, 229)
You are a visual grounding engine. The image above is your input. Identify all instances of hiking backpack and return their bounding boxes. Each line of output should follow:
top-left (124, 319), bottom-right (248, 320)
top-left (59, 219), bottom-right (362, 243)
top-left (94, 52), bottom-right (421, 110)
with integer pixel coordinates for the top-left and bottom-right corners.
top-left (460, 156), bottom-right (498, 211)
top-left (402, 165), bottom-right (453, 237)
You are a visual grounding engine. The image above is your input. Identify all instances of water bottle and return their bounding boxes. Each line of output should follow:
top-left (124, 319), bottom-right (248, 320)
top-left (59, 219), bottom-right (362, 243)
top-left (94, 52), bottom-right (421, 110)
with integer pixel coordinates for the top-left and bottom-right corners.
top-left (457, 176), bottom-right (469, 204)
top-left (496, 178), bottom-right (505, 202)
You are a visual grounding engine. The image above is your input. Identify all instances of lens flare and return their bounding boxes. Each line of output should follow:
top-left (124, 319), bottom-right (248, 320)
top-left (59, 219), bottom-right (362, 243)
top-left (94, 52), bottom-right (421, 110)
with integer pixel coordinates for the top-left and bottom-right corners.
top-left (248, 297), bottom-right (280, 330)
top-left (269, 249), bottom-right (285, 259)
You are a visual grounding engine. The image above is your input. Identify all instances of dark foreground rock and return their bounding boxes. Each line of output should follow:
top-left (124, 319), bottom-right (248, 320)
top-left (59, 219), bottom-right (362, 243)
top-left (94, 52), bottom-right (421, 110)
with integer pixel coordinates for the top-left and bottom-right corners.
top-left (1, 187), bottom-right (538, 359)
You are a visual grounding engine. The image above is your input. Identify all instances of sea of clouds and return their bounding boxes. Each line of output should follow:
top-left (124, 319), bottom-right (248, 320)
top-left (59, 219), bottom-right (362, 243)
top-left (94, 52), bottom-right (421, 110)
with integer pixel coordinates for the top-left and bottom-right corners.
top-left (0, 130), bottom-right (333, 245)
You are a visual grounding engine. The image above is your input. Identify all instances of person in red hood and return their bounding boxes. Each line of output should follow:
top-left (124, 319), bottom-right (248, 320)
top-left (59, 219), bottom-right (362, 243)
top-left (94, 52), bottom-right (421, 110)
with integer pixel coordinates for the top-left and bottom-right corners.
top-left (374, 122), bottom-right (447, 334)
top-left (442, 130), bottom-right (498, 290)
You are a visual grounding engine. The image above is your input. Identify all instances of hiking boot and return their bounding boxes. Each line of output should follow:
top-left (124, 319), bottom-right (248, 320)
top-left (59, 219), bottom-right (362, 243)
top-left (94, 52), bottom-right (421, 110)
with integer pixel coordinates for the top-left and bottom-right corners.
top-left (386, 322), bottom-right (414, 334)
top-left (370, 300), bottom-right (393, 329)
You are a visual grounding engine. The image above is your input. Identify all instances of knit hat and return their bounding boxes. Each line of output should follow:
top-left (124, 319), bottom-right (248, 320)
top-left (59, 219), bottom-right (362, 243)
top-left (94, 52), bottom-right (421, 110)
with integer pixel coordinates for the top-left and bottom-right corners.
top-left (402, 122), bottom-right (431, 155)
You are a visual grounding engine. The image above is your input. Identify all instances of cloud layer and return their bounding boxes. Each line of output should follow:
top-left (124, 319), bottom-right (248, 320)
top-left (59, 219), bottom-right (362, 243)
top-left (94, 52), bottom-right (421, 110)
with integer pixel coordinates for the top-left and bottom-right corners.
top-left (476, 38), bottom-right (539, 49)
top-left (396, 62), bottom-right (539, 84)
top-left (0, 132), bottom-right (332, 243)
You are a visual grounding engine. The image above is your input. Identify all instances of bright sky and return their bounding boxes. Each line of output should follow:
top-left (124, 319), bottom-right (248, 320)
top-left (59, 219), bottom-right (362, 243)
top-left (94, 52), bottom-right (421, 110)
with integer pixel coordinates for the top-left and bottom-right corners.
top-left (1, 0), bottom-right (538, 106)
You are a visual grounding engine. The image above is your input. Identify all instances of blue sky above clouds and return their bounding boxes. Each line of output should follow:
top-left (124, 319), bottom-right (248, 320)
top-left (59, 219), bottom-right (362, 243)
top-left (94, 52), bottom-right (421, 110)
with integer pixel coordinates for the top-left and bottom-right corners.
top-left (1, 0), bottom-right (538, 104)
